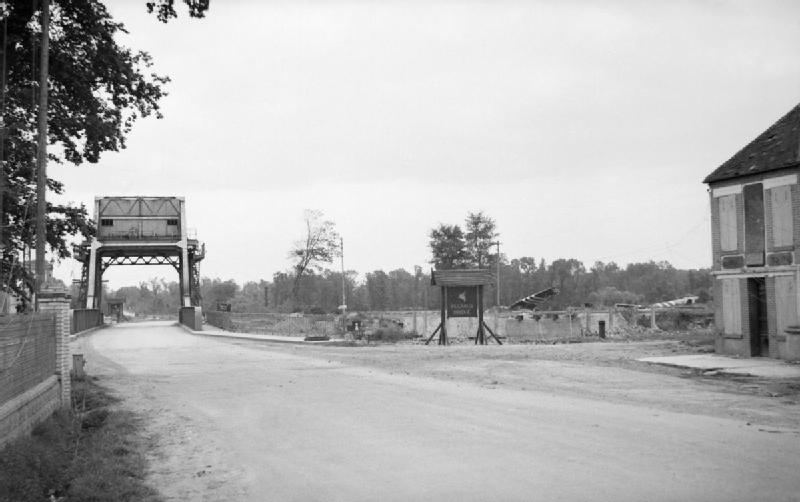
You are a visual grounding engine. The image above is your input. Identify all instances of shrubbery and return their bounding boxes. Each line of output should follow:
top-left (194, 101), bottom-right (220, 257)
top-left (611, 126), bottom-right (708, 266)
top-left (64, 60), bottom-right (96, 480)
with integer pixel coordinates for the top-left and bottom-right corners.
top-left (369, 327), bottom-right (408, 343)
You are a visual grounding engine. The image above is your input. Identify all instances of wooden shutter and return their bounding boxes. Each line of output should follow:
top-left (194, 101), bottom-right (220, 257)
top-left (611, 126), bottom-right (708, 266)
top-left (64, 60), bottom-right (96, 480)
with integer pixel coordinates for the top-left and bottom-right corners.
top-left (721, 278), bottom-right (741, 335)
top-left (771, 185), bottom-right (793, 247)
top-left (719, 195), bottom-right (737, 252)
top-left (744, 183), bottom-right (765, 266)
top-left (774, 276), bottom-right (797, 337)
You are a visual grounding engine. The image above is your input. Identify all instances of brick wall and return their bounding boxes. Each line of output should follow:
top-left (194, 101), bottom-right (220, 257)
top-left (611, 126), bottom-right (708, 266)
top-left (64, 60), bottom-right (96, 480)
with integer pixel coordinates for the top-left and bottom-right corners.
top-left (1, 290), bottom-right (72, 448)
top-left (708, 175), bottom-right (799, 267)
top-left (0, 376), bottom-right (60, 449)
top-left (709, 172), bottom-right (800, 358)
top-left (39, 290), bottom-right (72, 404)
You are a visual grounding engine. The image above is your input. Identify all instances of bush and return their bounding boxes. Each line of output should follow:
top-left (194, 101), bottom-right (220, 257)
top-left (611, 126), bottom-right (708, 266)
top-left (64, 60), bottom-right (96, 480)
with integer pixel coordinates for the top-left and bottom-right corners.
top-left (369, 327), bottom-right (407, 343)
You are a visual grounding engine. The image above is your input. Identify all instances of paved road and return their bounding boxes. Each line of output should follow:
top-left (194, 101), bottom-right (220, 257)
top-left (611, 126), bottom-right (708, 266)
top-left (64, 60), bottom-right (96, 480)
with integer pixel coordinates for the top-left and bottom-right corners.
top-left (74, 322), bottom-right (800, 501)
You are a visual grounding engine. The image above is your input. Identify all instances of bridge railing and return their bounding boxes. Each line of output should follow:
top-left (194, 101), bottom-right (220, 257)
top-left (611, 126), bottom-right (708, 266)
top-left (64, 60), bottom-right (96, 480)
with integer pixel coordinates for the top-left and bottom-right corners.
top-left (71, 309), bottom-right (103, 334)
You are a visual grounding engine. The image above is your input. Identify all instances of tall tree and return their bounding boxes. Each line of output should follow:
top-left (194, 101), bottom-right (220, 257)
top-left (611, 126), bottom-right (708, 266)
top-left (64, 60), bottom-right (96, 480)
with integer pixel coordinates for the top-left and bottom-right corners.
top-left (464, 211), bottom-right (498, 268)
top-left (1, 0), bottom-right (196, 299)
top-left (429, 224), bottom-right (467, 270)
top-left (289, 209), bottom-right (340, 305)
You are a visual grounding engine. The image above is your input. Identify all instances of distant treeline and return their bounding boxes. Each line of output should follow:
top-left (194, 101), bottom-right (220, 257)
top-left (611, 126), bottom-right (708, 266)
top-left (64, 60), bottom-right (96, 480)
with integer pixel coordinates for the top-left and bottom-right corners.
top-left (102, 258), bottom-right (712, 316)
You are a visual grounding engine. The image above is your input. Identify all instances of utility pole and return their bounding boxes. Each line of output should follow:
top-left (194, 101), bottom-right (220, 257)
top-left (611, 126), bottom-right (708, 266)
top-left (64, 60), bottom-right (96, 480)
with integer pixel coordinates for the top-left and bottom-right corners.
top-left (495, 241), bottom-right (501, 306)
top-left (493, 241), bottom-right (501, 333)
top-left (340, 236), bottom-right (346, 332)
top-left (413, 265), bottom-right (421, 335)
top-left (35, 0), bottom-right (50, 309)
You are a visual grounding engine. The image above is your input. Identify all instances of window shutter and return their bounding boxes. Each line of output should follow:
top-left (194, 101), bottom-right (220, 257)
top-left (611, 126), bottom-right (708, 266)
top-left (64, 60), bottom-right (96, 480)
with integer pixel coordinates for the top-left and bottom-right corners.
top-left (771, 185), bottom-right (793, 247)
top-left (721, 278), bottom-right (741, 335)
top-left (719, 195), bottom-right (737, 252)
top-left (774, 276), bottom-right (797, 336)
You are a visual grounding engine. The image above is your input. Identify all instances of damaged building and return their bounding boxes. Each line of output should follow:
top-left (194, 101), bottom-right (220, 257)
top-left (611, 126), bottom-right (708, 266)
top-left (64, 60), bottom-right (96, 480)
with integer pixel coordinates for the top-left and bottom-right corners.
top-left (704, 102), bottom-right (800, 359)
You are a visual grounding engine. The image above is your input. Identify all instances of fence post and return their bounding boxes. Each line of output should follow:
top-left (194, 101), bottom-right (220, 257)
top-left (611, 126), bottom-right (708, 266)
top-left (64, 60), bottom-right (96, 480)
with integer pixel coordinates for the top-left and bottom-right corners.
top-left (651, 307), bottom-right (657, 329)
top-left (38, 287), bottom-right (71, 407)
top-left (569, 310), bottom-right (573, 337)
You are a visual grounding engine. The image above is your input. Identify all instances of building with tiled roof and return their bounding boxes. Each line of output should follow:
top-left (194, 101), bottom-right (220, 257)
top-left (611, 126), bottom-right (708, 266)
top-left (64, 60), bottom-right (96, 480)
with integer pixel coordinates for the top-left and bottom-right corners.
top-left (704, 102), bottom-right (800, 360)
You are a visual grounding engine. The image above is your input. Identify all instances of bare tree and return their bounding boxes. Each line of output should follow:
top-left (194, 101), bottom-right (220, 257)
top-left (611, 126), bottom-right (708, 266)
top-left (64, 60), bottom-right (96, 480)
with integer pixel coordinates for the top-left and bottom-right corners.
top-left (290, 210), bottom-right (341, 307)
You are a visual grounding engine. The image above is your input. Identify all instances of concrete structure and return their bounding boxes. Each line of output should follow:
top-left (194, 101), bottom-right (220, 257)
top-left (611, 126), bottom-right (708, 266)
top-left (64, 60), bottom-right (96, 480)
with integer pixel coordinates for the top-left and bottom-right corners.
top-left (704, 103), bottom-right (800, 360)
top-left (75, 196), bottom-right (205, 313)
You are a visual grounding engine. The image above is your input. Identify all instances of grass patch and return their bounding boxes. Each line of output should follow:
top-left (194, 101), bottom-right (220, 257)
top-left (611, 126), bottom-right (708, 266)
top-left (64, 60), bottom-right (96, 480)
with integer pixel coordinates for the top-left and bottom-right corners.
top-left (0, 377), bottom-right (161, 502)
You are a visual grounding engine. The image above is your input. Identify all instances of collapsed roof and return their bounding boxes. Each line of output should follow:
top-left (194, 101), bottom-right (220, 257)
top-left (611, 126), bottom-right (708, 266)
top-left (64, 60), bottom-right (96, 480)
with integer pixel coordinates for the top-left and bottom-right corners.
top-left (509, 287), bottom-right (559, 310)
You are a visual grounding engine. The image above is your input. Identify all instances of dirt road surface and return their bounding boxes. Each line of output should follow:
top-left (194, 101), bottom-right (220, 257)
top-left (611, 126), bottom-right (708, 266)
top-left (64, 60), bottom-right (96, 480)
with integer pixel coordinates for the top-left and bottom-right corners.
top-left (73, 322), bottom-right (800, 501)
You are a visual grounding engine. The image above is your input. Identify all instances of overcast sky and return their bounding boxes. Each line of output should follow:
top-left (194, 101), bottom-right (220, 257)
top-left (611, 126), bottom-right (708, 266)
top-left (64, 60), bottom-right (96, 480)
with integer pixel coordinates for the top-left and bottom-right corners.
top-left (51, 0), bottom-right (800, 289)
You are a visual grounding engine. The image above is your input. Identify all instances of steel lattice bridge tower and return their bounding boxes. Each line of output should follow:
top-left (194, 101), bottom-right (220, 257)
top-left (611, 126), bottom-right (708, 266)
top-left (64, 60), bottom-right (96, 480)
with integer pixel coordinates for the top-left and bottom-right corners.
top-left (74, 196), bottom-right (205, 310)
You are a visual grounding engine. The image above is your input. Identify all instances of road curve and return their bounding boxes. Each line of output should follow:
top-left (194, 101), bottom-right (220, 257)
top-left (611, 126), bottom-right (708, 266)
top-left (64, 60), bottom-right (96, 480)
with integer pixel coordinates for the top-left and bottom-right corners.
top-left (73, 322), bottom-right (800, 502)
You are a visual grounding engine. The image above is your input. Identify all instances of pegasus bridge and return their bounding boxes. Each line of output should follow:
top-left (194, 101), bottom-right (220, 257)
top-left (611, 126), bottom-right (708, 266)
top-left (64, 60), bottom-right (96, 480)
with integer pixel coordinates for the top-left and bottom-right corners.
top-left (73, 196), bottom-right (205, 330)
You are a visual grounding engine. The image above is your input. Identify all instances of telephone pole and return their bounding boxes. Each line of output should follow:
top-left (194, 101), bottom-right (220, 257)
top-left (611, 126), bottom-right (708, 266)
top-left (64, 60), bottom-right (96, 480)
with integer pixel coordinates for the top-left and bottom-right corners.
top-left (493, 241), bottom-right (501, 333)
top-left (340, 236), bottom-right (346, 332)
top-left (35, 0), bottom-right (51, 308)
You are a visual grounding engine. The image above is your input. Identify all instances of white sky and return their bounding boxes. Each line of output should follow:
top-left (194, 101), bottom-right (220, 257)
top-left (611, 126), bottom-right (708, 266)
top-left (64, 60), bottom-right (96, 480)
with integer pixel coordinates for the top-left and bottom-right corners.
top-left (51, 0), bottom-right (800, 289)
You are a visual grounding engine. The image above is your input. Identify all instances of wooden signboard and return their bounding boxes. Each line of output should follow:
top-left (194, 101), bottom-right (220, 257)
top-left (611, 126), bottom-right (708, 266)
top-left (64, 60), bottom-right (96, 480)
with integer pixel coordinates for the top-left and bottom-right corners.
top-left (446, 286), bottom-right (478, 317)
top-left (426, 269), bottom-right (501, 346)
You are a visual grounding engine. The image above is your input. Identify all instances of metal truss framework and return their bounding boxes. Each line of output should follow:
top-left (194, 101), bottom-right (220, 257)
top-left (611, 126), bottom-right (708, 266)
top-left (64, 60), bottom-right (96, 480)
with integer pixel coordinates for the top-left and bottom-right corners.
top-left (74, 196), bottom-right (205, 311)
top-left (100, 254), bottom-right (181, 273)
top-left (74, 242), bottom-right (205, 310)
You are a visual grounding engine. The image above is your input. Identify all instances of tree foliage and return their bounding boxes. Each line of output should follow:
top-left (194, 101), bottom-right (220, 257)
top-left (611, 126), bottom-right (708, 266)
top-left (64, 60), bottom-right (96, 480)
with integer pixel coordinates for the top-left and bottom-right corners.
top-left (146, 0), bottom-right (210, 22)
top-left (429, 212), bottom-right (499, 270)
top-left (107, 257), bottom-right (711, 317)
top-left (464, 211), bottom-right (497, 268)
top-left (1, 0), bottom-right (188, 298)
top-left (429, 223), bottom-right (467, 270)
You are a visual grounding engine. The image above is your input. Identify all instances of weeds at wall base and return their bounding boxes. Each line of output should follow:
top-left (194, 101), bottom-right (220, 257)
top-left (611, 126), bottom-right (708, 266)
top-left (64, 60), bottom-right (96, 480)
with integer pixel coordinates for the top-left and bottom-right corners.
top-left (0, 377), bottom-right (161, 502)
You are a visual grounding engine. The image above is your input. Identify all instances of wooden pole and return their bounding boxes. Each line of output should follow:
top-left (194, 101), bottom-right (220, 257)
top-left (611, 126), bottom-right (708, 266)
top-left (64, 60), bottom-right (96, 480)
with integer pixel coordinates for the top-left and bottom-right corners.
top-left (494, 241), bottom-right (500, 334)
top-left (477, 285), bottom-right (486, 344)
top-left (340, 237), bottom-right (346, 334)
top-left (483, 320), bottom-right (502, 345)
top-left (424, 322), bottom-right (441, 345)
top-left (439, 287), bottom-right (447, 345)
top-left (35, 0), bottom-right (50, 308)
top-left (423, 284), bottom-right (428, 335)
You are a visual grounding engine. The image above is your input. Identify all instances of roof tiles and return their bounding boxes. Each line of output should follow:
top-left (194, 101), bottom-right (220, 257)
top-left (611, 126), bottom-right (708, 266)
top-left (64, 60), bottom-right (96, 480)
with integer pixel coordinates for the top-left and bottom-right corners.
top-left (703, 103), bottom-right (800, 184)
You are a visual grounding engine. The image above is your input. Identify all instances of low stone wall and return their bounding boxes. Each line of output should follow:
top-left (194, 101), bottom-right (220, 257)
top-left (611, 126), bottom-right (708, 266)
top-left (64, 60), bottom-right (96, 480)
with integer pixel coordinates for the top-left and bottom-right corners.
top-left (374, 310), bottom-right (626, 342)
top-left (0, 376), bottom-right (60, 449)
top-left (1, 290), bottom-right (71, 448)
